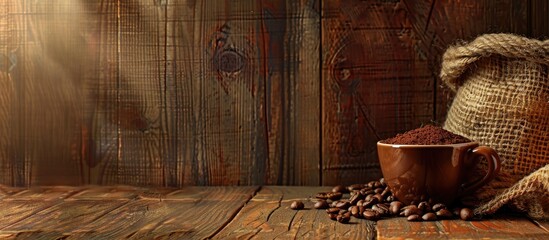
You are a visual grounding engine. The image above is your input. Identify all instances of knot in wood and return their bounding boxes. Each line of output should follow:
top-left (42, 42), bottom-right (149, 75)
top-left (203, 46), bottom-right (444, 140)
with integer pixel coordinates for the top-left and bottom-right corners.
top-left (215, 49), bottom-right (244, 74)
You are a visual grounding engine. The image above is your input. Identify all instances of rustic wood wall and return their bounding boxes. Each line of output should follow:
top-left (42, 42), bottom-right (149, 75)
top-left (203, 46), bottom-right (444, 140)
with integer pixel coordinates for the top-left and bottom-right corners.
top-left (0, 0), bottom-right (547, 187)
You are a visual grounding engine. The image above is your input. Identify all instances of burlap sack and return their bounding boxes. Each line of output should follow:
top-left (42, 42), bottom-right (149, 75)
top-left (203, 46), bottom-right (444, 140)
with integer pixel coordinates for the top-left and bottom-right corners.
top-left (441, 34), bottom-right (549, 219)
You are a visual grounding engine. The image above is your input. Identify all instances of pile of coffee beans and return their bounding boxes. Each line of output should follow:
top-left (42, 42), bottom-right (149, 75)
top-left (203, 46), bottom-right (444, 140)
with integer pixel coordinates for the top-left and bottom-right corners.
top-left (291, 178), bottom-right (475, 224)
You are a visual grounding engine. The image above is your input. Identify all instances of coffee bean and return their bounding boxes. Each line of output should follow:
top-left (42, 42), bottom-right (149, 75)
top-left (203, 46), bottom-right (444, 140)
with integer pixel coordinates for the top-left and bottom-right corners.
top-left (347, 184), bottom-right (365, 191)
top-left (372, 204), bottom-right (389, 216)
top-left (362, 198), bottom-right (378, 208)
top-left (316, 192), bottom-right (342, 201)
top-left (337, 212), bottom-right (351, 223)
top-left (350, 206), bottom-right (360, 217)
top-left (422, 212), bottom-right (437, 221)
top-left (373, 181), bottom-right (383, 188)
top-left (356, 200), bottom-right (365, 207)
top-left (381, 187), bottom-right (391, 198)
top-left (362, 209), bottom-right (380, 221)
top-left (349, 192), bottom-right (365, 205)
top-left (326, 207), bottom-right (340, 214)
top-left (418, 201), bottom-right (431, 212)
top-left (432, 203), bottom-right (446, 212)
top-left (374, 188), bottom-right (384, 194)
top-left (385, 195), bottom-right (395, 202)
top-left (314, 200), bottom-right (329, 209)
top-left (332, 185), bottom-right (348, 193)
top-left (436, 209), bottom-right (453, 218)
top-left (402, 206), bottom-right (421, 217)
top-left (290, 201), bottom-right (304, 210)
top-left (367, 181), bottom-right (376, 188)
top-left (460, 208), bottom-right (474, 220)
top-left (379, 178), bottom-right (387, 187)
top-left (339, 209), bottom-right (348, 215)
top-left (407, 214), bottom-right (421, 221)
top-left (373, 194), bottom-right (383, 202)
top-left (335, 201), bottom-right (351, 209)
top-left (389, 201), bottom-right (404, 215)
top-left (365, 194), bottom-right (374, 202)
top-left (362, 189), bottom-right (375, 196)
top-left (358, 205), bottom-right (366, 215)
top-left (328, 213), bottom-right (338, 220)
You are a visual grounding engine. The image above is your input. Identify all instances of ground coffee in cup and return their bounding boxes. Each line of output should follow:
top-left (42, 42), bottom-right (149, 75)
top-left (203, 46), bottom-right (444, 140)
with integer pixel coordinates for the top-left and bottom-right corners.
top-left (380, 125), bottom-right (470, 145)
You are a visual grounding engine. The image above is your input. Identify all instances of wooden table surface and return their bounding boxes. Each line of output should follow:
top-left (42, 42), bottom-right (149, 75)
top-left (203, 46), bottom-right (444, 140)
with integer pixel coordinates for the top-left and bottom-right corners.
top-left (0, 186), bottom-right (547, 239)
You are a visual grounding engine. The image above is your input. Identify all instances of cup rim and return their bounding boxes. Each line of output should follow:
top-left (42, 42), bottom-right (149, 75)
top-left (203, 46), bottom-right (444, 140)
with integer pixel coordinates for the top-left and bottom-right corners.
top-left (376, 141), bottom-right (479, 148)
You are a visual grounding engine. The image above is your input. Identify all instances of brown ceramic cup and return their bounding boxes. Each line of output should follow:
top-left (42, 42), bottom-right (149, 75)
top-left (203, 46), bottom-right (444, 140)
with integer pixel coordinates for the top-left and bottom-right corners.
top-left (377, 141), bottom-right (501, 205)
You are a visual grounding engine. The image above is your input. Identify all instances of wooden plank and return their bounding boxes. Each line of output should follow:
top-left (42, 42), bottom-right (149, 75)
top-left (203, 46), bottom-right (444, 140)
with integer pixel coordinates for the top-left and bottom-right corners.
top-left (15, 0), bottom-right (96, 186)
top-left (173, 0), bottom-right (320, 186)
top-left (0, 187), bottom-right (76, 231)
top-left (212, 186), bottom-right (376, 239)
top-left (0, 0), bottom-right (18, 187)
top-left (321, 0), bottom-right (432, 186)
top-left (261, 0), bottom-right (321, 186)
top-left (402, 0), bottom-right (529, 123)
top-left (530, 0), bottom-right (549, 38)
top-left (377, 215), bottom-right (549, 239)
top-left (62, 186), bottom-right (258, 239)
top-left (89, 0), bottom-right (169, 186)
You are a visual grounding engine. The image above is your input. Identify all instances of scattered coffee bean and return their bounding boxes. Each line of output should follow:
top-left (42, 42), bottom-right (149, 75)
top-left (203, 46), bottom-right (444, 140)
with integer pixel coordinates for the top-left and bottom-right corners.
top-left (362, 198), bottom-right (378, 208)
top-left (332, 185), bottom-right (348, 193)
top-left (460, 208), bottom-right (474, 220)
top-left (290, 201), bottom-right (304, 210)
top-left (381, 188), bottom-right (391, 198)
top-left (373, 194), bottom-right (383, 202)
top-left (335, 201), bottom-right (351, 209)
top-left (315, 192), bottom-right (343, 201)
top-left (422, 212), bottom-right (437, 221)
top-left (350, 206), bottom-right (361, 218)
top-left (363, 209), bottom-right (380, 221)
top-left (389, 201), bottom-right (404, 215)
top-left (314, 178), bottom-right (478, 223)
top-left (379, 178), bottom-right (387, 186)
top-left (337, 212), bottom-right (351, 223)
top-left (436, 209), bottom-right (453, 218)
top-left (326, 207), bottom-right (340, 214)
top-left (407, 214), bottom-right (421, 221)
top-left (372, 204), bottom-right (389, 216)
top-left (347, 184), bottom-right (365, 191)
top-left (432, 203), bottom-right (446, 212)
top-left (349, 192), bottom-right (364, 205)
top-left (314, 200), bottom-right (329, 209)
top-left (402, 205), bottom-right (421, 217)
top-left (418, 201), bottom-right (431, 212)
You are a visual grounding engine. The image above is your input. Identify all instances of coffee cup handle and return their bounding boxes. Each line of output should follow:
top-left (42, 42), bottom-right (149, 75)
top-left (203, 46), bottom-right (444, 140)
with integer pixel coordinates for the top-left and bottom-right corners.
top-left (459, 146), bottom-right (501, 196)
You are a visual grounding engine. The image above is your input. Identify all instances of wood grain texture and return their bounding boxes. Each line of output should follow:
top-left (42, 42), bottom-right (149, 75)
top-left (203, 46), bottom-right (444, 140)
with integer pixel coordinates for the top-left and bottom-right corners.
top-left (321, 0), bottom-right (432, 185)
top-left (530, 0), bottom-right (549, 38)
top-left (172, 0), bottom-right (320, 186)
top-left (1, 186), bottom-right (546, 239)
top-left (0, 0), bottom-right (545, 187)
top-left (0, 0), bottom-right (18, 187)
top-left (68, 186), bottom-right (258, 239)
top-left (212, 186), bottom-right (376, 239)
top-left (402, 0), bottom-right (529, 122)
top-left (377, 215), bottom-right (549, 240)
